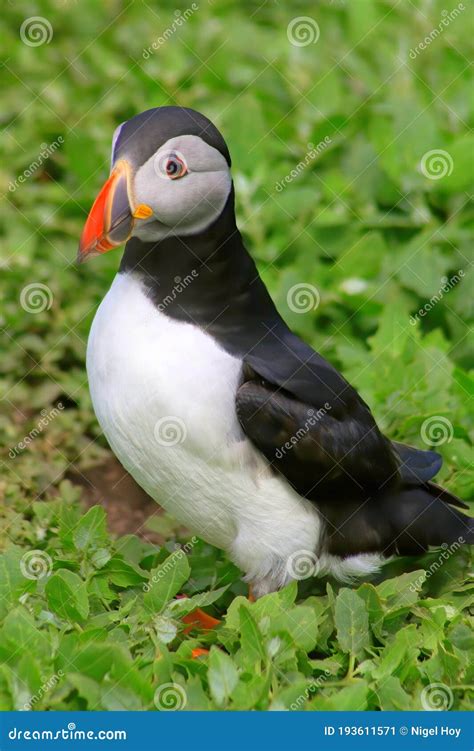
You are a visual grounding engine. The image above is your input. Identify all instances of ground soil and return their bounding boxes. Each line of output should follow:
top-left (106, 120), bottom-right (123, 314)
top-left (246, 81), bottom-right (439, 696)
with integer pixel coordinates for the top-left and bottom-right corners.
top-left (69, 457), bottom-right (164, 543)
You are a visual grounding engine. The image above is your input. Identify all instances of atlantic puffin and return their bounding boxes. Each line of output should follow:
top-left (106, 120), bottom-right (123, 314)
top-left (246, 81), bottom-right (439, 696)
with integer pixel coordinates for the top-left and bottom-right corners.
top-left (79, 106), bottom-right (473, 598)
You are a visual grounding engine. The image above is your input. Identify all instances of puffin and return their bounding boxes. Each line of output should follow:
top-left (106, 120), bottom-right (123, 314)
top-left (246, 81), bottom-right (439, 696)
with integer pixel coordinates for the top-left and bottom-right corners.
top-left (79, 106), bottom-right (473, 599)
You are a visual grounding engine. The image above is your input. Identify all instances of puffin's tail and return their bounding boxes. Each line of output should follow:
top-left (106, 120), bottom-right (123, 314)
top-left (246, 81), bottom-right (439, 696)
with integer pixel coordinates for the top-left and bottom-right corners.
top-left (316, 442), bottom-right (473, 558)
top-left (381, 481), bottom-right (474, 556)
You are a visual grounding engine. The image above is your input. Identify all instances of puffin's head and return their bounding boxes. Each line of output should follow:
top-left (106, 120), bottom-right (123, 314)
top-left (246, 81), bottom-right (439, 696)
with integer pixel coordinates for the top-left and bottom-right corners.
top-left (78, 107), bottom-right (232, 261)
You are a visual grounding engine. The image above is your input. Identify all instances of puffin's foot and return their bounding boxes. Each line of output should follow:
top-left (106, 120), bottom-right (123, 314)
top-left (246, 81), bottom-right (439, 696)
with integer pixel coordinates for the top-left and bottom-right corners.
top-left (182, 607), bottom-right (221, 633)
top-left (248, 585), bottom-right (256, 603)
top-left (176, 593), bottom-right (221, 633)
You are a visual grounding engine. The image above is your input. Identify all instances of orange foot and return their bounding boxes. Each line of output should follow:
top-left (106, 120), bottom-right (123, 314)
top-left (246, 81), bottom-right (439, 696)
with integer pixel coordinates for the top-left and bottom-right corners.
top-left (182, 607), bottom-right (221, 633)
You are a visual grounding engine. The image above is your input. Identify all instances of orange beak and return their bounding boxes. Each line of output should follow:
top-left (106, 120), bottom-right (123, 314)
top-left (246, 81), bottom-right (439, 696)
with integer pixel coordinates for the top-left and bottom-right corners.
top-left (77, 160), bottom-right (153, 263)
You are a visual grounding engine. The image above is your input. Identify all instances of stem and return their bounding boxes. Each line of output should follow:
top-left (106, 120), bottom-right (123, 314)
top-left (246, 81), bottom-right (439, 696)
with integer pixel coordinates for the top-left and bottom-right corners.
top-left (346, 652), bottom-right (356, 681)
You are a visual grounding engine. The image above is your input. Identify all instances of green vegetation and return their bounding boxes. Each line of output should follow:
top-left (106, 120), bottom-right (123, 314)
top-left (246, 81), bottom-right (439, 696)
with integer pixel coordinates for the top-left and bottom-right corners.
top-left (1, 0), bottom-right (472, 711)
top-left (0, 501), bottom-right (472, 710)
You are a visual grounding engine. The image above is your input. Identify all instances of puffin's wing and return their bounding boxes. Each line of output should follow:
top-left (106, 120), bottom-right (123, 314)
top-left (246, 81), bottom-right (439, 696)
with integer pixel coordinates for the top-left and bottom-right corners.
top-left (235, 361), bottom-right (400, 499)
top-left (392, 441), bottom-right (441, 484)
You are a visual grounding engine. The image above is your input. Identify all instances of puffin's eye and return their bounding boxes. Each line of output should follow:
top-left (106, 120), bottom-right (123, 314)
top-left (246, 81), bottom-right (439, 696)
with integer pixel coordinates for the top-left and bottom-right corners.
top-left (164, 154), bottom-right (187, 180)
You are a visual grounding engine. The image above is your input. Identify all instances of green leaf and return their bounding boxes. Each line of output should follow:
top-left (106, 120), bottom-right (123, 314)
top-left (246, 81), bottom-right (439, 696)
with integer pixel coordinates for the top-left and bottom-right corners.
top-left (271, 605), bottom-right (318, 652)
top-left (73, 505), bottom-right (107, 550)
top-left (165, 585), bottom-right (228, 618)
top-left (90, 548), bottom-right (112, 569)
top-left (100, 681), bottom-right (143, 711)
top-left (239, 606), bottom-right (266, 668)
top-left (207, 647), bottom-right (239, 707)
top-left (372, 625), bottom-right (421, 681)
top-left (311, 680), bottom-right (369, 711)
top-left (152, 616), bottom-right (178, 644)
top-left (45, 569), bottom-right (89, 622)
top-left (334, 589), bottom-right (370, 655)
top-left (98, 556), bottom-right (147, 587)
top-left (376, 571), bottom-right (426, 608)
top-left (143, 552), bottom-right (190, 615)
top-left (0, 548), bottom-right (35, 618)
top-left (1, 607), bottom-right (50, 659)
top-left (68, 673), bottom-right (101, 709)
top-left (376, 675), bottom-right (412, 710)
top-left (356, 583), bottom-right (384, 638)
top-left (231, 672), bottom-right (270, 711)
top-left (71, 642), bottom-right (120, 681)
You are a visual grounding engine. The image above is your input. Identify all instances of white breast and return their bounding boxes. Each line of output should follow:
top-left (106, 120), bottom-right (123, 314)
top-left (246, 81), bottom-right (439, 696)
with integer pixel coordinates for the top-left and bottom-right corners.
top-left (87, 273), bottom-right (371, 595)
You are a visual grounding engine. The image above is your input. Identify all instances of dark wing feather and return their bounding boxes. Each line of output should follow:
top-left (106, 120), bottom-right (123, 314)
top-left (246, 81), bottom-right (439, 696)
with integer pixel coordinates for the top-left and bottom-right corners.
top-left (236, 362), bottom-right (399, 500)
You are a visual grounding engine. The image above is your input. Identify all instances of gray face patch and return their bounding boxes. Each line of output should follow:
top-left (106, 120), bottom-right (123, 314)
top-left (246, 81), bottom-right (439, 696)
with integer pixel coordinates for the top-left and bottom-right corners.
top-left (130, 135), bottom-right (232, 240)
